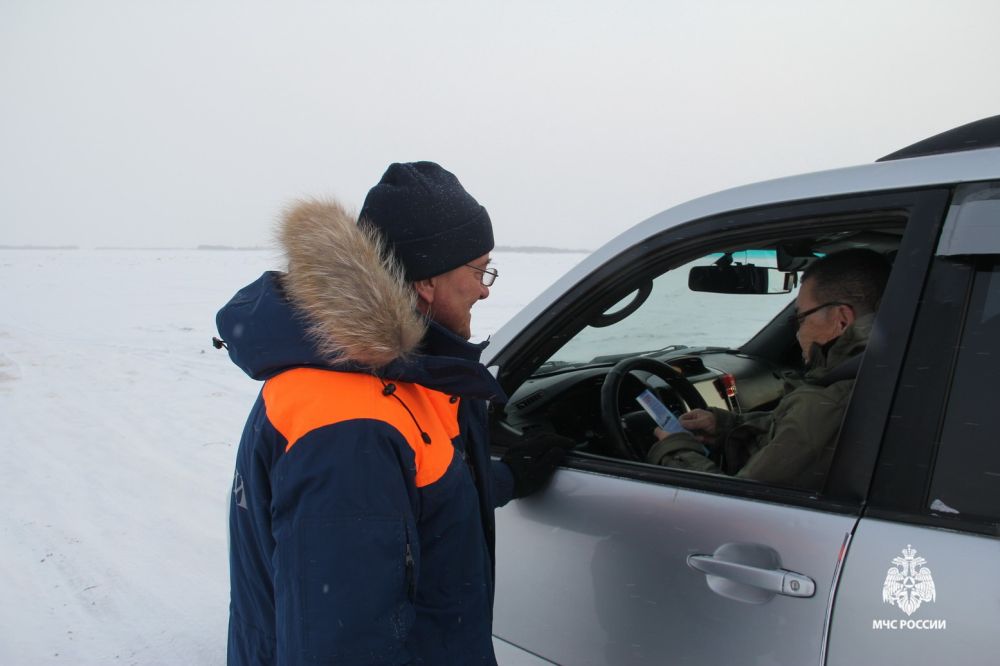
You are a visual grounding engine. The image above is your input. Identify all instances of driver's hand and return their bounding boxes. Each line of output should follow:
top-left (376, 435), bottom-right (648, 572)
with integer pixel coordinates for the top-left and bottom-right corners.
top-left (679, 409), bottom-right (717, 437)
top-left (653, 409), bottom-right (715, 444)
top-left (680, 409), bottom-right (718, 446)
top-left (654, 409), bottom-right (718, 444)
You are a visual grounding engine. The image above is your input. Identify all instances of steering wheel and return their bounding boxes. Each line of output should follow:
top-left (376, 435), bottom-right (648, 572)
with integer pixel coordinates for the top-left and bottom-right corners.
top-left (600, 356), bottom-right (708, 461)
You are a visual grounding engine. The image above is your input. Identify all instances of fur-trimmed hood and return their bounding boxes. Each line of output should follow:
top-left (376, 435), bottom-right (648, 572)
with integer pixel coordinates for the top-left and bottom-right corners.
top-left (215, 200), bottom-right (506, 402)
top-left (279, 199), bottom-right (426, 368)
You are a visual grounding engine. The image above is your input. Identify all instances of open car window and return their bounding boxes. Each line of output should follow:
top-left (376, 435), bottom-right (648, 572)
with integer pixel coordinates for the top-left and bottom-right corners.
top-left (543, 250), bottom-right (799, 369)
top-left (499, 216), bottom-right (911, 496)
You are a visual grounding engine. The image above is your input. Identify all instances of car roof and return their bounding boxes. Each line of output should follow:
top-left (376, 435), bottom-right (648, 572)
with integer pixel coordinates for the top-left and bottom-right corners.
top-left (485, 144), bottom-right (1000, 363)
top-left (878, 114), bottom-right (1000, 161)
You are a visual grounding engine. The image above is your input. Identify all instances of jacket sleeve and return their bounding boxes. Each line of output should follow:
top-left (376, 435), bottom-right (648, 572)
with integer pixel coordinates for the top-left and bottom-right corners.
top-left (645, 407), bottom-right (739, 473)
top-left (648, 387), bottom-right (847, 487)
top-left (646, 431), bottom-right (723, 473)
top-left (490, 459), bottom-right (515, 508)
top-left (736, 385), bottom-right (845, 486)
top-left (269, 420), bottom-right (418, 664)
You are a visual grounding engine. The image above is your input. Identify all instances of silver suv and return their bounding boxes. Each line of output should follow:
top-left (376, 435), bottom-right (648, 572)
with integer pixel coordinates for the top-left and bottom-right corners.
top-left (486, 116), bottom-right (1000, 666)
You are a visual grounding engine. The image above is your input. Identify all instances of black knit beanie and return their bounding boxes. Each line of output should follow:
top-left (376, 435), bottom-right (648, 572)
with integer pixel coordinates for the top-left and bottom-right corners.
top-left (359, 162), bottom-right (494, 281)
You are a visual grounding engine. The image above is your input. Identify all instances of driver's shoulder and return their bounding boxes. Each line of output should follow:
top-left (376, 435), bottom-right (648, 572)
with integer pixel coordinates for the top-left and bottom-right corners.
top-left (774, 378), bottom-right (856, 419)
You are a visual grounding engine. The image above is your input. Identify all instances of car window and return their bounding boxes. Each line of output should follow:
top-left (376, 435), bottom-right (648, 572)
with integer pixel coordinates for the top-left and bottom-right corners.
top-left (545, 251), bottom-right (798, 366)
top-left (926, 258), bottom-right (1000, 521)
top-left (494, 199), bottom-right (926, 503)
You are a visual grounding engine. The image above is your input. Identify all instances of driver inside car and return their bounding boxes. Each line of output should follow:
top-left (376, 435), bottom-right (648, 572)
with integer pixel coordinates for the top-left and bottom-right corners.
top-left (646, 248), bottom-right (890, 490)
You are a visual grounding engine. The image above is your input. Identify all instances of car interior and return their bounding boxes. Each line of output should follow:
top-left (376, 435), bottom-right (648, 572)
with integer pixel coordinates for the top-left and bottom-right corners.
top-left (491, 219), bottom-right (906, 491)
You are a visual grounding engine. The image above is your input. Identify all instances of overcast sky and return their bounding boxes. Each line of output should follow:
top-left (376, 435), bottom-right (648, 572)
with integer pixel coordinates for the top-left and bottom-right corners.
top-left (2, 0), bottom-right (998, 251)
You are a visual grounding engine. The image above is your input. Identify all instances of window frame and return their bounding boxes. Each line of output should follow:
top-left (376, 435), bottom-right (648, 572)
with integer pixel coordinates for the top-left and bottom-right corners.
top-left (491, 187), bottom-right (952, 512)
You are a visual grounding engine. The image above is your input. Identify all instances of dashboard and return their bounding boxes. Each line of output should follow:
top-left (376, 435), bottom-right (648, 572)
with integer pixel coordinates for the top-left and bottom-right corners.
top-left (499, 348), bottom-right (792, 459)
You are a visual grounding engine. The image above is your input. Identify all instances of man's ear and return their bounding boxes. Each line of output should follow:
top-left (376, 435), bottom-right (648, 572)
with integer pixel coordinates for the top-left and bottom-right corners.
top-left (413, 278), bottom-right (436, 307)
top-left (836, 304), bottom-right (856, 332)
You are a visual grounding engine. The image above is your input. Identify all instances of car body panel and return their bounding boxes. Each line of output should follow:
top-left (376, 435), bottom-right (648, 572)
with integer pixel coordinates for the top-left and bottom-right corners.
top-left (826, 519), bottom-right (999, 665)
top-left (494, 468), bottom-right (855, 665)
top-left (492, 635), bottom-right (556, 665)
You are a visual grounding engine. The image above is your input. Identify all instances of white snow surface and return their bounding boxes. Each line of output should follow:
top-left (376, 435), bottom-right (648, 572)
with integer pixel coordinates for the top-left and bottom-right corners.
top-left (0, 249), bottom-right (583, 665)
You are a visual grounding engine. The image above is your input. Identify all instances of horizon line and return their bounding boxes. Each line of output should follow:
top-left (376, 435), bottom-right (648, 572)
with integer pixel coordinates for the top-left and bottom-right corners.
top-left (1, 243), bottom-right (594, 254)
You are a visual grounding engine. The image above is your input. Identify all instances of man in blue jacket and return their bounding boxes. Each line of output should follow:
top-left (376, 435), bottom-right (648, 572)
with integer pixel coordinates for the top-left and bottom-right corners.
top-left (217, 162), bottom-right (566, 665)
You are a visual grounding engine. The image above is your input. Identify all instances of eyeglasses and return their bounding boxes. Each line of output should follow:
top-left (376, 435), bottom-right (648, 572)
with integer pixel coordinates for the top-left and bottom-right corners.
top-left (465, 263), bottom-right (498, 287)
top-left (789, 301), bottom-right (851, 328)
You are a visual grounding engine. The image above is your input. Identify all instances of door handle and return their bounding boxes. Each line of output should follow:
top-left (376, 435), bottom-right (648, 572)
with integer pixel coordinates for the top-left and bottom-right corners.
top-left (687, 543), bottom-right (815, 604)
top-left (688, 555), bottom-right (815, 598)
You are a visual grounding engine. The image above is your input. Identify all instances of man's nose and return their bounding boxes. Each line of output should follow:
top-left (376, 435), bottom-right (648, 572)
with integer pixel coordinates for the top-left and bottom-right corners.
top-left (479, 283), bottom-right (490, 300)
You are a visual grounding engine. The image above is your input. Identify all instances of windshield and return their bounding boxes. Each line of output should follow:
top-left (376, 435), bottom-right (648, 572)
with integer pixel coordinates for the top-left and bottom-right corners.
top-left (544, 251), bottom-right (799, 367)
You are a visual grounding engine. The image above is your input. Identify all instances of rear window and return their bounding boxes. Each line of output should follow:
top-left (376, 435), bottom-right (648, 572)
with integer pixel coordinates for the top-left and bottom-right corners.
top-left (927, 259), bottom-right (1000, 520)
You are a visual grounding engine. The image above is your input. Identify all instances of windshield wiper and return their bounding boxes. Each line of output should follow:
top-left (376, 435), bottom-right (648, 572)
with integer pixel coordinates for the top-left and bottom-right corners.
top-left (533, 360), bottom-right (579, 374)
top-left (642, 344), bottom-right (689, 357)
top-left (534, 344), bottom-right (692, 375)
top-left (588, 345), bottom-right (690, 365)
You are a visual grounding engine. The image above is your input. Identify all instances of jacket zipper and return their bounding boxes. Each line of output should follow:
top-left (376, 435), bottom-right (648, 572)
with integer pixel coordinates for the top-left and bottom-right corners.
top-left (458, 445), bottom-right (478, 486)
top-left (404, 540), bottom-right (415, 601)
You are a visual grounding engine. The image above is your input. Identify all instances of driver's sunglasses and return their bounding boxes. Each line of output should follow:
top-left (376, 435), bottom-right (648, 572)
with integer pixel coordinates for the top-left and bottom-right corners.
top-left (465, 264), bottom-right (499, 287)
top-left (789, 301), bottom-right (851, 328)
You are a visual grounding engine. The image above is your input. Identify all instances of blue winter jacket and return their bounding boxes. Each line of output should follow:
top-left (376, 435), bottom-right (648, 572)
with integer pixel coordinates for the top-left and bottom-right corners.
top-left (220, 255), bottom-right (513, 662)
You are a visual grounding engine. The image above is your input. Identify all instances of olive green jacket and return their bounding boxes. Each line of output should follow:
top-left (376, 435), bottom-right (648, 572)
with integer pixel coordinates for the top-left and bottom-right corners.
top-left (646, 314), bottom-right (874, 490)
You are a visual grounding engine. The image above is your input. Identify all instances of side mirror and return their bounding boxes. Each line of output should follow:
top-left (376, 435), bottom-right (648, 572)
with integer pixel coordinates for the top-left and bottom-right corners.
top-left (689, 265), bottom-right (796, 294)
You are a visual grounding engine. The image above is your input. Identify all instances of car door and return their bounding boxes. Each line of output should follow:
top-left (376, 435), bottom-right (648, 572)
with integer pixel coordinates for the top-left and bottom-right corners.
top-left (826, 183), bottom-right (1000, 666)
top-left (488, 189), bottom-right (950, 665)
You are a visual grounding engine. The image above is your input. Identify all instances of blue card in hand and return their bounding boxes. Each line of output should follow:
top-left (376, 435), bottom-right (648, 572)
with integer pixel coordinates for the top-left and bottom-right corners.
top-left (635, 389), bottom-right (687, 434)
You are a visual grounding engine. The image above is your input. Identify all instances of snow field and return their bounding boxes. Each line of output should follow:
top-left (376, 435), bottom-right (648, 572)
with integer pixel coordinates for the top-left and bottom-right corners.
top-left (0, 249), bottom-right (582, 665)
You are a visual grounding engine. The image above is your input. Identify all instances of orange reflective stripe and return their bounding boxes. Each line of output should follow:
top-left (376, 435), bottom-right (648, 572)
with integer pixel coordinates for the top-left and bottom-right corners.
top-left (262, 368), bottom-right (456, 487)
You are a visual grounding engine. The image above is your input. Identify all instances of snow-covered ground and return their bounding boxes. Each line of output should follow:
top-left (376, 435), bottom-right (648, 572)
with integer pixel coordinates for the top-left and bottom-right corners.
top-left (0, 248), bottom-right (584, 665)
